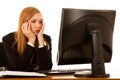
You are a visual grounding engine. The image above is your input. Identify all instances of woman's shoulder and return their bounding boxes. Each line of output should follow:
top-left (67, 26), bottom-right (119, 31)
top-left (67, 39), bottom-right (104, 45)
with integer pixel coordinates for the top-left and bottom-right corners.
top-left (43, 34), bottom-right (51, 41)
top-left (43, 34), bottom-right (51, 39)
top-left (2, 32), bottom-right (16, 43)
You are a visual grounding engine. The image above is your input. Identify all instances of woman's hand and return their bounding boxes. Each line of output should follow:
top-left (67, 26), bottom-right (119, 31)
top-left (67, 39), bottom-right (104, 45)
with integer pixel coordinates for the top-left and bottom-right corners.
top-left (22, 22), bottom-right (36, 45)
top-left (37, 22), bottom-right (45, 46)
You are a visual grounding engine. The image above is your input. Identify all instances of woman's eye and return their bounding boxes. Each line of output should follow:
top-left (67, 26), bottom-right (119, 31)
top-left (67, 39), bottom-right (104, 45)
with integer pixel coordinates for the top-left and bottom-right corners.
top-left (31, 21), bottom-right (36, 23)
top-left (39, 21), bottom-right (42, 24)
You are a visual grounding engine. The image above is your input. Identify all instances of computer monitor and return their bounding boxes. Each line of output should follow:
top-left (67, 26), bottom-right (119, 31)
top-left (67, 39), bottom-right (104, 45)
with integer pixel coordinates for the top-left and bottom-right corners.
top-left (57, 8), bottom-right (116, 77)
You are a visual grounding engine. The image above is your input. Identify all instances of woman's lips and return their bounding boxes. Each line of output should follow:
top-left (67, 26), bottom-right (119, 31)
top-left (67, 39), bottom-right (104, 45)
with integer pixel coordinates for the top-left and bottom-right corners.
top-left (35, 30), bottom-right (40, 34)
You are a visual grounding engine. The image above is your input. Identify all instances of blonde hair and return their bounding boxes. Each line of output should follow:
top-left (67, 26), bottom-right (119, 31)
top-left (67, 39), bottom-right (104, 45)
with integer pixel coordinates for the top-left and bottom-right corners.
top-left (15, 6), bottom-right (50, 55)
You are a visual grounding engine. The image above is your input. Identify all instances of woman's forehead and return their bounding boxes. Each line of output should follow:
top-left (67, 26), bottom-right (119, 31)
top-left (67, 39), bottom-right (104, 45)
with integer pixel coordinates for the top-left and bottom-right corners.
top-left (30, 13), bottom-right (43, 20)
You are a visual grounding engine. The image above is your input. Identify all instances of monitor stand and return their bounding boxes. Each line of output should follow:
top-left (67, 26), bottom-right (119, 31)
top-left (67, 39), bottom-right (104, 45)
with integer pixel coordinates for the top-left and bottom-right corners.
top-left (74, 25), bottom-right (110, 77)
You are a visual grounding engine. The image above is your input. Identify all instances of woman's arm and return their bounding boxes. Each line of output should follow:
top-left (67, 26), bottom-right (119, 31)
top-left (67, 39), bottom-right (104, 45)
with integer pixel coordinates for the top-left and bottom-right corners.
top-left (38, 35), bottom-right (52, 70)
top-left (2, 32), bottom-right (35, 71)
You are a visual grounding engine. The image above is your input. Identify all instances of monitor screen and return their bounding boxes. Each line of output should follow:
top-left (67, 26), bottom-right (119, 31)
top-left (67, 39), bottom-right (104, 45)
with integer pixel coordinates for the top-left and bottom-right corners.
top-left (57, 8), bottom-right (116, 65)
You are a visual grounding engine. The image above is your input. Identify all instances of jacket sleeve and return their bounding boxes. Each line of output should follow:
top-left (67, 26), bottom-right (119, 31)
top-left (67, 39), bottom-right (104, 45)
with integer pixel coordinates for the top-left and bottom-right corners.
top-left (38, 35), bottom-right (53, 70)
top-left (2, 32), bottom-right (35, 71)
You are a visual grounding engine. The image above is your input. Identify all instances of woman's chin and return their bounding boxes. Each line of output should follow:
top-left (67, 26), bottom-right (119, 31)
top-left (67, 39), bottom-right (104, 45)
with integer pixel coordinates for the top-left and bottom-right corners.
top-left (34, 33), bottom-right (38, 36)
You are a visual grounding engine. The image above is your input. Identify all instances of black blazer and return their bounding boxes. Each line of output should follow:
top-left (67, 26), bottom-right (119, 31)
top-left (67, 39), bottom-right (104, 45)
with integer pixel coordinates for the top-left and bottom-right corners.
top-left (2, 32), bottom-right (52, 71)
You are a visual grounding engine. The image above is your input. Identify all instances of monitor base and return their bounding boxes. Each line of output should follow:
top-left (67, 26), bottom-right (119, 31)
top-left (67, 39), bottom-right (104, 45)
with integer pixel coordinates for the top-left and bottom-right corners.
top-left (74, 71), bottom-right (110, 77)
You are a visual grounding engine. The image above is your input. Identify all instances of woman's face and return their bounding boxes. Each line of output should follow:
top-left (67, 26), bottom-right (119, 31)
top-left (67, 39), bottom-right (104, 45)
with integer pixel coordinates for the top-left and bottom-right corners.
top-left (28, 13), bottom-right (43, 35)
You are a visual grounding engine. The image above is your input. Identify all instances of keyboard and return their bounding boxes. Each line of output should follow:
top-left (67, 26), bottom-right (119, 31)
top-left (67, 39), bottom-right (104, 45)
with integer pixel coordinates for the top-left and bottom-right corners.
top-left (39, 69), bottom-right (91, 75)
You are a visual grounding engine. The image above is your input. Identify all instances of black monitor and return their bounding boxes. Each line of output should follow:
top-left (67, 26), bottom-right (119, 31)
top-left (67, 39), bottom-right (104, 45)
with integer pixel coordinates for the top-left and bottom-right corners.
top-left (57, 8), bottom-right (116, 77)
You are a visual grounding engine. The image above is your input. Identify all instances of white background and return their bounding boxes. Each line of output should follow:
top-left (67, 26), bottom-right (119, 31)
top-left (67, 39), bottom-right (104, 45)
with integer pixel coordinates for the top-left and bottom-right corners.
top-left (0, 0), bottom-right (120, 75)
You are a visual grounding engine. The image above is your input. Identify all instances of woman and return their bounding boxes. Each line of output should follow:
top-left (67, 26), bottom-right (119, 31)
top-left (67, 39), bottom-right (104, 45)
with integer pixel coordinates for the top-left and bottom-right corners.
top-left (2, 6), bottom-right (52, 72)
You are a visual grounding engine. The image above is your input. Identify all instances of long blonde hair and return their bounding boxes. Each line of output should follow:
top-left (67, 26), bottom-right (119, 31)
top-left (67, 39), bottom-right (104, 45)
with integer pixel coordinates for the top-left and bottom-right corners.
top-left (15, 7), bottom-right (48, 55)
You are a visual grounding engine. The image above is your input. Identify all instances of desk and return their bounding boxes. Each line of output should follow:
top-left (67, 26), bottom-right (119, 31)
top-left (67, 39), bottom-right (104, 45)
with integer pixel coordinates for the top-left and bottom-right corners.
top-left (0, 74), bottom-right (120, 80)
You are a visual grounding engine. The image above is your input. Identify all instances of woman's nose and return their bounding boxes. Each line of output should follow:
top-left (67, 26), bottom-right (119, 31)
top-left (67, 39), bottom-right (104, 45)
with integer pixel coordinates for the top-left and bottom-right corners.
top-left (35, 22), bottom-right (41, 28)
